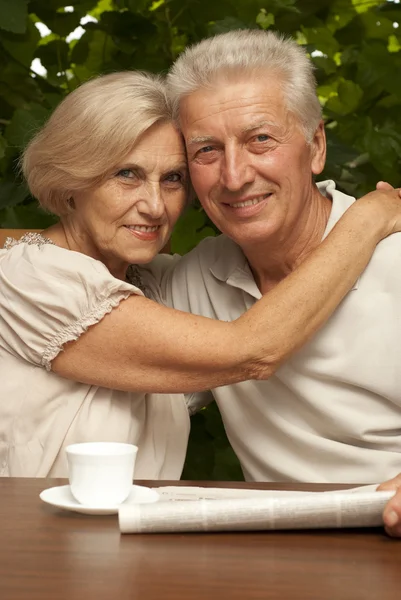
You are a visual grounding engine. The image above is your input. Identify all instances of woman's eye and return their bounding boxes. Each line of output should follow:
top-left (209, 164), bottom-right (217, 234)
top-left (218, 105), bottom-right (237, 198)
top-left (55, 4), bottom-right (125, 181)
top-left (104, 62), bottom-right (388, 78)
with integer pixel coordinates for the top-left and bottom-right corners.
top-left (117, 169), bottom-right (135, 179)
top-left (165, 172), bottom-right (183, 184)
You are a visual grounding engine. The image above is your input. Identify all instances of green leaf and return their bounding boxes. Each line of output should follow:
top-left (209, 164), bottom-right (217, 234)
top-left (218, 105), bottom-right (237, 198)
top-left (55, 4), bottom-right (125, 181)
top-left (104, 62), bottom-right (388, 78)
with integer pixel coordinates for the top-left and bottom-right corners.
top-left (90, 0), bottom-right (114, 19)
top-left (325, 80), bottom-right (363, 116)
top-left (334, 115), bottom-right (373, 149)
top-left (181, 411), bottom-right (215, 480)
top-left (30, 0), bottom-right (99, 14)
top-left (302, 24), bottom-right (340, 55)
top-left (212, 446), bottom-right (243, 481)
top-left (352, 0), bottom-right (384, 14)
top-left (357, 41), bottom-right (401, 97)
top-left (182, 402), bottom-right (244, 481)
top-left (0, 204), bottom-right (57, 228)
top-left (0, 133), bottom-right (7, 160)
top-left (313, 55), bottom-right (338, 77)
top-left (171, 206), bottom-right (217, 255)
top-left (127, 0), bottom-right (153, 11)
top-left (209, 17), bottom-right (249, 35)
top-left (326, 0), bottom-right (357, 32)
top-left (95, 9), bottom-right (157, 37)
top-left (359, 12), bottom-right (395, 41)
top-left (265, 0), bottom-right (299, 14)
top-left (389, 34), bottom-right (401, 53)
top-left (0, 0), bottom-right (27, 34)
top-left (170, 0), bottom-right (243, 28)
top-left (376, 94), bottom-right (401, 109)
top-left (37, 32), bottom-right (60, 48)
top-left (35, 39), bottom-right (70, 70)
top-left (0, 18), bottom-right (41, 68)
top-left (149, 0), bottom-right (165, 11)
top-left (72, 29), bottom-right (115, 78)
top-left (0, 181), bottom-right (29, 209)
top-left (256, 9), bottom-right (275, 30)
top-left (70, 37), bottom-right (90, 64)
top-left (39, 12), bottom-right (82, 38)
top-left (0, 63), bottom-right (43, 109)
top-left (365, 126), bottom-right (401, 174)
top-left (325, 133), bottom-right (360, 167)
top-left (5, 104), bottom-right (49, 148)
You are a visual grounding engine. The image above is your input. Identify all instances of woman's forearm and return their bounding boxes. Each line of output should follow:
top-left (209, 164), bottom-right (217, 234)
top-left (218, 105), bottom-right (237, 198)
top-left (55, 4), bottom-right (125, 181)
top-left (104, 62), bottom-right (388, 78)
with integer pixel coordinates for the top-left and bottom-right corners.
top-left (237, 190), bottom-right (401, 378)
top-left (53, 189), bottom-right (401, 393)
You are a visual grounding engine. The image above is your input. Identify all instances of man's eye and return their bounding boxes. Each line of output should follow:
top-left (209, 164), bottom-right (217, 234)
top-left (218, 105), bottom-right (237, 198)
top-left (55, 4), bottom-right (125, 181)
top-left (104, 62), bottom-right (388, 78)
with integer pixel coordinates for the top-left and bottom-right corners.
top-left (117, 169), bottom-right (135, 179)
top-left (255, 134), bottom-right (269, 142)
top-left (198, 146), bottom-right (214, 154)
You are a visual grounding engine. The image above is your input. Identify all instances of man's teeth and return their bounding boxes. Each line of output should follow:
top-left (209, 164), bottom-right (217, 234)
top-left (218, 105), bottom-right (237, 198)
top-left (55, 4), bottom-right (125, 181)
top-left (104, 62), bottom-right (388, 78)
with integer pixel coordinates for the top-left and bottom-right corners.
top-left (231, 195), bottom-right (268, 208)
top-left (128, 225), bottom-right (159, 232)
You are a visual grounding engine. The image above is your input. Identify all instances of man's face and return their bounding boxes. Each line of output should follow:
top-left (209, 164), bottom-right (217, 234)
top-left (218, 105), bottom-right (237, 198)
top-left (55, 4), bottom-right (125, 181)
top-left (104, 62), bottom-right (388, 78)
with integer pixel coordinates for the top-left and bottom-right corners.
top-left (179, 76), bottom-right (326, 249)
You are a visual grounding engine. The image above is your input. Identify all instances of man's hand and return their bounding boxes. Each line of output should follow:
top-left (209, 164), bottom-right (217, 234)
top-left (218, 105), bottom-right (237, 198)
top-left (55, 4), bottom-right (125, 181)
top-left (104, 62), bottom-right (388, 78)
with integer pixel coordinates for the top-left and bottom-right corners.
top-left (377, 474), bottom-right (401, 537)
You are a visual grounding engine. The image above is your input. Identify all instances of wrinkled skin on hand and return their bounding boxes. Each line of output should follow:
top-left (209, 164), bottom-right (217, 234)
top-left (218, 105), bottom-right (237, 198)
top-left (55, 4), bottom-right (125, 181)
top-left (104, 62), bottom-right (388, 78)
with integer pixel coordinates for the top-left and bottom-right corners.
top-left (378, 474), bottom-right (401, 538)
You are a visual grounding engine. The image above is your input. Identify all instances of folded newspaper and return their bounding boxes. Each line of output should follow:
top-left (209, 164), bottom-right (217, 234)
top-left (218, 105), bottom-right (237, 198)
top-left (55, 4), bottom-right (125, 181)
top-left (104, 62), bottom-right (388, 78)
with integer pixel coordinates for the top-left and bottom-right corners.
top-left (119, 484), bottom-right (395, 534)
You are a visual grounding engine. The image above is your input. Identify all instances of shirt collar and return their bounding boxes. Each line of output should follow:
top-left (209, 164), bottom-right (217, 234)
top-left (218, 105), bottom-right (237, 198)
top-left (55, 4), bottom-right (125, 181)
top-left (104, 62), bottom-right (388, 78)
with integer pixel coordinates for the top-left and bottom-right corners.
top-left (210, 236), bottom-right (262, 298)
top-left (319, 180), bottom-right (356, 239)
top-left (209, 180), bottom-right (359, 296)
top-left (318, 180), bottom-right (359, 291)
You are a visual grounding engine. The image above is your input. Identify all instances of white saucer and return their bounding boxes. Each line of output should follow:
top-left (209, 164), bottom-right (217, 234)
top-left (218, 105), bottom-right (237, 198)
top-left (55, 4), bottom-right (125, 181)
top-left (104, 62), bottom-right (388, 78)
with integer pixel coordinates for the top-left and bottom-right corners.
top-left (39, 484), bottom-right (159, 515)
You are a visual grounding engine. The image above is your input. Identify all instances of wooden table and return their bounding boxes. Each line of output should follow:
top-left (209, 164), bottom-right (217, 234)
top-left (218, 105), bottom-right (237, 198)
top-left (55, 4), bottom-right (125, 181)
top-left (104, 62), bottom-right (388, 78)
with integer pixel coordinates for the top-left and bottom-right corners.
top-left (0, 479), bottom-right (400, 600)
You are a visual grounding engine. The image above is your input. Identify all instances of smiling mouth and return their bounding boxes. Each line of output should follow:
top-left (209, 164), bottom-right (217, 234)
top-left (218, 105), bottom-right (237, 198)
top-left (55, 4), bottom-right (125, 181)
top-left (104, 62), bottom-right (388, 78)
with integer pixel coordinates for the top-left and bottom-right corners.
top-left (124, 225), bottom-right (161, 232)
top-left (227, 193), bottom-right (272, 208)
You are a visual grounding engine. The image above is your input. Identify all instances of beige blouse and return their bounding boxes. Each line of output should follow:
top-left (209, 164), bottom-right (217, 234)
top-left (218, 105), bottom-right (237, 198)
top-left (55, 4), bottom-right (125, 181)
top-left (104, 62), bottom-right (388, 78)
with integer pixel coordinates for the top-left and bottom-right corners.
top-left (0, 234), bottom-right (190, 478)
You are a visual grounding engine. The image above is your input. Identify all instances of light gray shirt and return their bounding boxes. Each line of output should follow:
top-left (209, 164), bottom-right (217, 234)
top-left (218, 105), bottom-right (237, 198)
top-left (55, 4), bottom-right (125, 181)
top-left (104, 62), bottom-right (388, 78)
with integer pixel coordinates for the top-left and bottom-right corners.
top-left (149, 180), bottom-right (401, 483)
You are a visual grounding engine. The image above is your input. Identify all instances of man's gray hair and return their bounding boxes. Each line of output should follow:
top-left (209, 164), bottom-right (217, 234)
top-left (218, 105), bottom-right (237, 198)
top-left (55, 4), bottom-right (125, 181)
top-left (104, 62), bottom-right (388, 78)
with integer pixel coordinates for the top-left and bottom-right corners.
top-left (167, 29), bottom-right (322, 142)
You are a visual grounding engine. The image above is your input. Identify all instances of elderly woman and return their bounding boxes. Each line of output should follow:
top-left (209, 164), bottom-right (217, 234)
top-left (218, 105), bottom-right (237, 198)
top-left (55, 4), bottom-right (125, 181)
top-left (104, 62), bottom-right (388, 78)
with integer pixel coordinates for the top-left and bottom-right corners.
top-left (0, 71), bottom-right (401, 480)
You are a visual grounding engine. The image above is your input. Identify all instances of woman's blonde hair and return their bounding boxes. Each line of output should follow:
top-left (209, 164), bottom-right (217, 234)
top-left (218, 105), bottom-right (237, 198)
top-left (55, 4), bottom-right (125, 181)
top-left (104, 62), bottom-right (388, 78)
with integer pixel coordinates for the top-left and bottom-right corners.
top-left (22, 71), bottom-right (173, 216)
top-left (167, 29), bottom-right (322, 142)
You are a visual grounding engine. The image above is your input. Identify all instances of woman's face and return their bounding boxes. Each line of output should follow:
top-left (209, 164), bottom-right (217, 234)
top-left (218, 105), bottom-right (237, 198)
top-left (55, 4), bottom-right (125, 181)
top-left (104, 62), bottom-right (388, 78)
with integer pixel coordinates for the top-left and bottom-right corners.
top-left (68, 122), bottom-right (187, 277)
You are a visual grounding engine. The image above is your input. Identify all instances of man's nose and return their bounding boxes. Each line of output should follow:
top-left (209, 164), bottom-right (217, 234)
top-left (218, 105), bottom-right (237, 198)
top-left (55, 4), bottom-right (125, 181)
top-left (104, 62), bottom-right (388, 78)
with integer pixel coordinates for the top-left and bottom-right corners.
top-left (137, 184), bottom-right (166, 220)
top-left (221, 147), bottom-right (255, 191)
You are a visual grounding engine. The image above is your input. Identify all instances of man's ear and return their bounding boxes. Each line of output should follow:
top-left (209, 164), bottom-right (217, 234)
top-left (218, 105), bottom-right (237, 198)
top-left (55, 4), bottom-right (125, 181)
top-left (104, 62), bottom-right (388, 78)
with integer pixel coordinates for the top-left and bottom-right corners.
top-left (311, 121), bottom-right (326, 176)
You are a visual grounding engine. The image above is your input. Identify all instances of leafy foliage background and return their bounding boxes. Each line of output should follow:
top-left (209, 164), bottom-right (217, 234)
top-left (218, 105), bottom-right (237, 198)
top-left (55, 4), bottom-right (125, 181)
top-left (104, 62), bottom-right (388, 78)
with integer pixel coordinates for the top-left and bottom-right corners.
top-left (1, 0), bottom-right (400, 479)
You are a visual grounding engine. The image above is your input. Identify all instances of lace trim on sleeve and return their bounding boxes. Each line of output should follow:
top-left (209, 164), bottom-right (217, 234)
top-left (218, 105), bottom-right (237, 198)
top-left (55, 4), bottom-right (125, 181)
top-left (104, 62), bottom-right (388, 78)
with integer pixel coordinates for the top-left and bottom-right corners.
top-left (41, 290), bottom-right (133, 371)
top-left (3, 232), bottom-right (55, 250)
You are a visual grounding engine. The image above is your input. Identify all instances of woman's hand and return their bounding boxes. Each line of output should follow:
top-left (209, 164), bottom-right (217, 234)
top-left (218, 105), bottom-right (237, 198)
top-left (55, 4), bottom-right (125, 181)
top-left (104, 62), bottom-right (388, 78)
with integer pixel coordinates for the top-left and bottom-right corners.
top-left (351, 185), bottom-right (401, 241)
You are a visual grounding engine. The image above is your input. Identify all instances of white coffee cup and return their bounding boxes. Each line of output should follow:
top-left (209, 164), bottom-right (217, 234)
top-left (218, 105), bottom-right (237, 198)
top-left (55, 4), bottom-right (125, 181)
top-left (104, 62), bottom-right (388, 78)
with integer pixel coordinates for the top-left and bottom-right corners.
top-left (66, 442), bottom-right (138, 507)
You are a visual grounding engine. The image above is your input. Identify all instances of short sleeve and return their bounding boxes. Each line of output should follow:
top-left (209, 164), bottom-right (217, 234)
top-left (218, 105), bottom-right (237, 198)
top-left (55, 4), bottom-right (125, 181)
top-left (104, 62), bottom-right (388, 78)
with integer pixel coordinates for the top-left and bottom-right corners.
top-left (0, 243), bottom-right (143, 370)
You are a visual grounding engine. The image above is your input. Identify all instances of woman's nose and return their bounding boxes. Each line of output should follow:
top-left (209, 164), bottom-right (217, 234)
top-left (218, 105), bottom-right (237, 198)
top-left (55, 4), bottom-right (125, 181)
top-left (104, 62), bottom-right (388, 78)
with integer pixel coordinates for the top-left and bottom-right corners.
top-left (137, 185), bottom-right (166, 220)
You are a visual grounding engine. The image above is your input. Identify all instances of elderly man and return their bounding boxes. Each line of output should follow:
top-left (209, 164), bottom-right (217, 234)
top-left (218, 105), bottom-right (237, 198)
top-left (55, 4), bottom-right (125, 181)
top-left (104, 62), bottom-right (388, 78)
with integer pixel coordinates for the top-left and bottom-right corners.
top-left (148, 29), bottom-right (401, 534)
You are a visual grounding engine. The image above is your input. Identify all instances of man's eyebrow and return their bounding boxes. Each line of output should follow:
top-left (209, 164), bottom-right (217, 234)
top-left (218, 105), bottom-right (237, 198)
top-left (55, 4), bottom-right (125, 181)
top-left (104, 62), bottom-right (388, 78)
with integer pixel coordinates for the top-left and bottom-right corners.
top-left (188, 121), bottom-right (277, 145)
top-left (187, 135), bottom-right (216, 146)
top-left (241, 120), bottom-right (276, 134)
